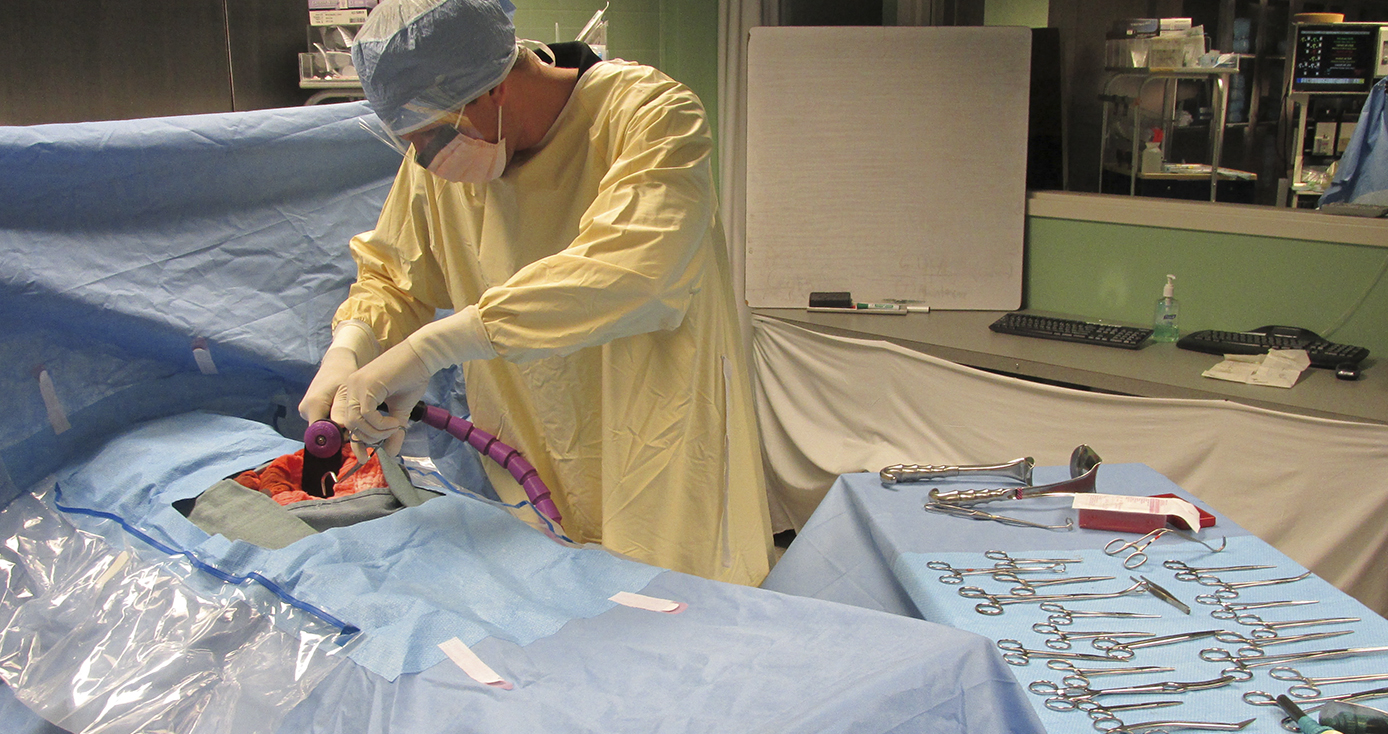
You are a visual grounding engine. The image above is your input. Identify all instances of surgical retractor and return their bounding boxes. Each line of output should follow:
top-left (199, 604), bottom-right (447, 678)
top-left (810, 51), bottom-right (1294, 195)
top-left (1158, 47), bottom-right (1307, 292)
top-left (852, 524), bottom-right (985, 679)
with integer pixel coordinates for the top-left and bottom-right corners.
top-left (930, 460), bottom-right (1102, 507)
top-left (881, 456), bottom-right (1035, 486)
top-left (927, 445), bottom-right (1101, 506)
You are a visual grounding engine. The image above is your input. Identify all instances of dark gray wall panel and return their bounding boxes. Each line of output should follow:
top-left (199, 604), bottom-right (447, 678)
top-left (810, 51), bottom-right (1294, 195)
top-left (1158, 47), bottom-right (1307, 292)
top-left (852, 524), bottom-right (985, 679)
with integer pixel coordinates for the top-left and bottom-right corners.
top-left (227, 0), bottom-right (313, 111)
top-left (1, 0), bottom-right (233, 125)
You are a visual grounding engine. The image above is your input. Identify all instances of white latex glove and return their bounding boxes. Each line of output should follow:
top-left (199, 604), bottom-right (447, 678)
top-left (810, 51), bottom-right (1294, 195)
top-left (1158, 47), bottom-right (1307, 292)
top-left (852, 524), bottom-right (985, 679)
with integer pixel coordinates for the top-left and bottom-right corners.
top-left (299, 320), bottom-right (380, 423)
top-left (337, 305), bottom-right (496, 456)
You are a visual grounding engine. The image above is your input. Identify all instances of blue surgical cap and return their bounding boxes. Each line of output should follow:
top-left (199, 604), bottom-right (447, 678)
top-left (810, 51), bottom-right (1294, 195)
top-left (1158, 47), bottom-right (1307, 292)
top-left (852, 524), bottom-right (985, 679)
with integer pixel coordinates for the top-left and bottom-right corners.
top-left (353, 0), bottom-right (520, 135)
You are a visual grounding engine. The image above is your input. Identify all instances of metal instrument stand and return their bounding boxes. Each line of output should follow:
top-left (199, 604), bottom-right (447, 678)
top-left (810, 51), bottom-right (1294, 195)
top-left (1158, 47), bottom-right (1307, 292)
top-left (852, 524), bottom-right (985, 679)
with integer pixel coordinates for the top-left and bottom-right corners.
top-left (1099, 67), bottom-right (1241, 202)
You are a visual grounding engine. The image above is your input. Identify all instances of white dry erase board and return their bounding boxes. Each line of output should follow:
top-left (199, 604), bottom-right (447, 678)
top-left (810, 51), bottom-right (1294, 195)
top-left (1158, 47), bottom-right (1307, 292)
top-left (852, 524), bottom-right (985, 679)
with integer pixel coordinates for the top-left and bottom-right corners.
top-left (744, 26), bottom-right (1030, 310)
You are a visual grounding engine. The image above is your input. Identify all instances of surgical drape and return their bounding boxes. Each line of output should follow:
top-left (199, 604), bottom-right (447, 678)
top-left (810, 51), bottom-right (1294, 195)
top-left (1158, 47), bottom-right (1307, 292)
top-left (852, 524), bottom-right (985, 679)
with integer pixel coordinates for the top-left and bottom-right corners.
top-left (336, 60), bottom-right (774, 585)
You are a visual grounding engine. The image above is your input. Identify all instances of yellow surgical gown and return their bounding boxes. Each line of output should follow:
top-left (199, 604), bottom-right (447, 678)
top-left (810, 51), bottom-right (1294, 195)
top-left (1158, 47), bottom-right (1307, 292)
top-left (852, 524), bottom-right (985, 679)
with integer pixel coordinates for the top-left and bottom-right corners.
top-left (335, 59), bottom-right (774, 586)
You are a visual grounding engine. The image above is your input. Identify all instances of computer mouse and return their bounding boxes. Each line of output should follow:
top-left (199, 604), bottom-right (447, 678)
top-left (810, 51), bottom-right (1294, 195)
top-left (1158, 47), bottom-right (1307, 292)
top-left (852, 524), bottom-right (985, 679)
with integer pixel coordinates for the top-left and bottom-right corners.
top-left (1335, 362), bottom-right (1361, 381)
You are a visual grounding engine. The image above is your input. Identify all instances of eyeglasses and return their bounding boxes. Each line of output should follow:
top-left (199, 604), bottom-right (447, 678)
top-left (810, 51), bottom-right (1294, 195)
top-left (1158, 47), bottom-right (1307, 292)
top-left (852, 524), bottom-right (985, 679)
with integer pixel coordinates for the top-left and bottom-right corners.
top-left (357, 108), bottom-right (486, 167)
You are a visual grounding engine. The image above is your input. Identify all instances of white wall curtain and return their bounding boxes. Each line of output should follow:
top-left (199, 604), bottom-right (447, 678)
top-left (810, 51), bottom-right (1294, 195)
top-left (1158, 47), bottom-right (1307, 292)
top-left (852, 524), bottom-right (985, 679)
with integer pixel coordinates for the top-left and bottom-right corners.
top-left (752, 315), bottom-right (1388, 614)
top-left (717, 0), bottom-right (779, 345)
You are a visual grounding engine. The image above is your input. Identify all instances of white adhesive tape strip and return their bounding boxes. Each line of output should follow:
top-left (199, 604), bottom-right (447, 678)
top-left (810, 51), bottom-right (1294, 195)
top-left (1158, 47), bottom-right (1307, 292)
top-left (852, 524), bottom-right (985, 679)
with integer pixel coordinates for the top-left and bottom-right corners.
top-left (610, 591), bottom-right (687, 614)
top-left (437, 637), bottom-right (512, 689)
top-left (192, 343), bottom-right (218, 375)
top-left (38, 369), bottom-right (71, 435)
top-left (94, 551), bottom-right (131, 588)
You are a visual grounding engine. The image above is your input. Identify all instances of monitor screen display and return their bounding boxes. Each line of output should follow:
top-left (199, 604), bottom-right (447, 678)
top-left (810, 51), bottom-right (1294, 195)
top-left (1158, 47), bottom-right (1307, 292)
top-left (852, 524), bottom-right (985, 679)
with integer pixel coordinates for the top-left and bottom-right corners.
top-left (1292, 24), bottom-right (1380, 92)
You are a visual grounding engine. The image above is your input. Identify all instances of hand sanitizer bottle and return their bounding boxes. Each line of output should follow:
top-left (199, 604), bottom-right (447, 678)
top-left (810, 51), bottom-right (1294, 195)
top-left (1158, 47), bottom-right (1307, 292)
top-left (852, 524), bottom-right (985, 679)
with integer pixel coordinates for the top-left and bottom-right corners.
top-left (1152, 274), bottom-right (1180, 342)
top-left (1141, 129), bottom-right (1164, 174)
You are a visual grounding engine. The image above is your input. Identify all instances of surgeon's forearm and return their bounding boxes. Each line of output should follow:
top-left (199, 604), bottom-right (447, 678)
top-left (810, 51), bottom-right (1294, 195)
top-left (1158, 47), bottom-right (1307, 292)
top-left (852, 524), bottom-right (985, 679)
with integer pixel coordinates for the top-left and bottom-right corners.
top-left (405, 304), bottom-right (498, 373)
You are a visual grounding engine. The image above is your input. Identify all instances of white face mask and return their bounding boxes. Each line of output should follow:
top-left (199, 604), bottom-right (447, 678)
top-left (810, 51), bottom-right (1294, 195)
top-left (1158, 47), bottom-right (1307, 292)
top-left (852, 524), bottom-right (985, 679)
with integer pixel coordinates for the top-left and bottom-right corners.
top-left (421, 108), bottom-right (507, 183)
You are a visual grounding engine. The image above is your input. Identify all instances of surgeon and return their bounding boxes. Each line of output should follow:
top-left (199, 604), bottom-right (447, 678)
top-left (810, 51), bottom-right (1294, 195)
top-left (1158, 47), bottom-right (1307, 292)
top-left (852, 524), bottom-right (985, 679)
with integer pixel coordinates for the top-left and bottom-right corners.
top-left (298, 0), bottom-right (774, 585)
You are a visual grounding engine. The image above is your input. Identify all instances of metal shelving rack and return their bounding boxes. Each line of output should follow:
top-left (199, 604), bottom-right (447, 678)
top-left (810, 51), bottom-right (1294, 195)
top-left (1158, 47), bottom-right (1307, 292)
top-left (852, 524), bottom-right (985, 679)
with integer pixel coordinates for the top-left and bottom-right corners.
top-left (1098, 66), bottom-right (1245, 201)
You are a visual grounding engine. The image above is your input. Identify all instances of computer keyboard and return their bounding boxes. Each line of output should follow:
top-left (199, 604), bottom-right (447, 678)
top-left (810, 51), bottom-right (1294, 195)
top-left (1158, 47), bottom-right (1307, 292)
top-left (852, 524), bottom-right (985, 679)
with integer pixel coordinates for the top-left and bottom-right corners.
top-left (1319, 202), bottom-right (1388, 218)
top-left (1177, 326), bottom-right (1370, 368)
top-left (988, 313), bottom-right (1152, 349)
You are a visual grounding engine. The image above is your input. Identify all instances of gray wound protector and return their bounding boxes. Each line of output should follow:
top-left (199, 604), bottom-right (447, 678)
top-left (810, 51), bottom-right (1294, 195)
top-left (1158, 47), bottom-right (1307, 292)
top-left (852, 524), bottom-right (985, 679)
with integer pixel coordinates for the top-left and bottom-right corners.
top-left (187, 454), bottom-right (442, 548)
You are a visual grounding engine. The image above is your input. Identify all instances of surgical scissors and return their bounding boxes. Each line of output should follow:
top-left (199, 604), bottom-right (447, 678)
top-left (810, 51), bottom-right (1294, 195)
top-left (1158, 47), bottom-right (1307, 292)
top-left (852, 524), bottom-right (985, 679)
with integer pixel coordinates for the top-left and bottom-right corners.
top-left (1104, 529), bottom-right (1227, 570)
top-left (1039, 675), bottom-right (1236, 711)
top-left (1243, 684), bottom-right (1388, 707)
top-left (1094, 718), bottom-right (1254, 734)
top-left (1199, 644), bottom-right (1388, 680)
top-left (996, 639), bottom-right (1127, 665)
top-left (923, 502), bottom-right (1074, 531)
top-left (1040, 602), bottom-right (1160, 627)
top-left (1092, 629), bottom-right (1223, 655)
top-left (926, 561), bottom-right (1060, 584)
top-left (1161, 560), bottom-right (1275, 582)
top-left (1104, 528), bottom-right (1170, 569)
top-left (1030, 622), bottom-right (1153, 651)
top-left (1193, 571), bottom-right (1312, 604)
top-left (962, 580), bottom-right (1149, 616)
top-left (1269, 666), bottom-right (1388, 698)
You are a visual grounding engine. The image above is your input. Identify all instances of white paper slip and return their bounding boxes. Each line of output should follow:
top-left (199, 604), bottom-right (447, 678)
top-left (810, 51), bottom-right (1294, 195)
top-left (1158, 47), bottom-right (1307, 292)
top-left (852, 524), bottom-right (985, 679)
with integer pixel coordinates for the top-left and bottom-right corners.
top-left (1071, 494), bottom-right (1203, 533)
top-left (437, 637), bottom-right (512, 689)
top-left (610, 591), bottom-right (687, 614)
top-left (1202, 349), bottom-right (1309, 389)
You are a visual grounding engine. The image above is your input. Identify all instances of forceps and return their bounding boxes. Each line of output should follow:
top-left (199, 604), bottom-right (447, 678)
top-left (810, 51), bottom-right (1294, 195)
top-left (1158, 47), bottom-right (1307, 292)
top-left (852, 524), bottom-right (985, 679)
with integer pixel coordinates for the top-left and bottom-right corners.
top-left (1071, 700), bottom-right (1184, 725)
top-left (1207, 599), bottom-right (1318, 621)
top-left (1199, 644), bottom-right (1388, 680)
top-left (996, 639), bottom-right (1124, 665)
top-left (1269, 665), bottom-right (1388, 698)
top-left (1210, 628), bottom-right (1354, 657)
top-left (924, 502), bottom-right (1074, 531)
top-left (963, 580), bottom-right (1149, 617)
top-left (1092, 629), bottom-right (1223, 655)
top-left (1038, 675), bottom-right (1236, 711)
top-left (926, 561), bottom-right (1060, 584)
top-left (1161, 561), bottom-right (1275, 582)
top-left (1041, 660), bottom-right (1176, 688)
top-left (1230, 614), bottom-right (1361, 637)
top-left (1040, 602), bottom-right (1160, 627)
top-left (1193, 571), bottom-right (1313, 603)
top-left (1031, 622), bottom-right (1153, 651)
top-left (985, 550), bottom-right (1083, 569)
top-left (994, 573), bottom-right (1117, 597)
top-left (1243, 684), bottom-right (1388, 707)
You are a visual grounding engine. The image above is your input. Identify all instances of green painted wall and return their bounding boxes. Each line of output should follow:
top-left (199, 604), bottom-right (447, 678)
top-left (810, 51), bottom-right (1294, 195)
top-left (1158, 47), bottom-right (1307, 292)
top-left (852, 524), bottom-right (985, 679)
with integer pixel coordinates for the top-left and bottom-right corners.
top-left (1026, 217), bottom-right (1388, 358)
top-left (512, 0), bottom-right (720, 173)
top-left (984, 0), bottom-right (1049, 28)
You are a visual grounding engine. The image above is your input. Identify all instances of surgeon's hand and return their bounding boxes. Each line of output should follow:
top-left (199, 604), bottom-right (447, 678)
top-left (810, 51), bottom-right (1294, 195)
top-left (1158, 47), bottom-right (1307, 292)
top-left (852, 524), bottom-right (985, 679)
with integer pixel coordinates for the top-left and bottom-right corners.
top-left (299, 320), bottom-right (380, 423)
top-left (337, 305), bottom-right (497, 456)
top-left (335, 340), bottom-right (431, 457)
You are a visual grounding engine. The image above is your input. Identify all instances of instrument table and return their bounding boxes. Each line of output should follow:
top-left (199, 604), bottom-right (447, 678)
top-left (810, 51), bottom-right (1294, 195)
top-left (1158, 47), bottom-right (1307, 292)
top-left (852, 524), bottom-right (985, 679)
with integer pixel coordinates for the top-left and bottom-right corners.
top-left (762, 464), bottom-right (1388, 732)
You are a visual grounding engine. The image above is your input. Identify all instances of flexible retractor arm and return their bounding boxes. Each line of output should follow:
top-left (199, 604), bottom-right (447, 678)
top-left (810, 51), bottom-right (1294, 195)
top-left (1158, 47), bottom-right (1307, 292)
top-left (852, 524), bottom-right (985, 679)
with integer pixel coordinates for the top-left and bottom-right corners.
top-left (410, 402), bottom-right (562, 526)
